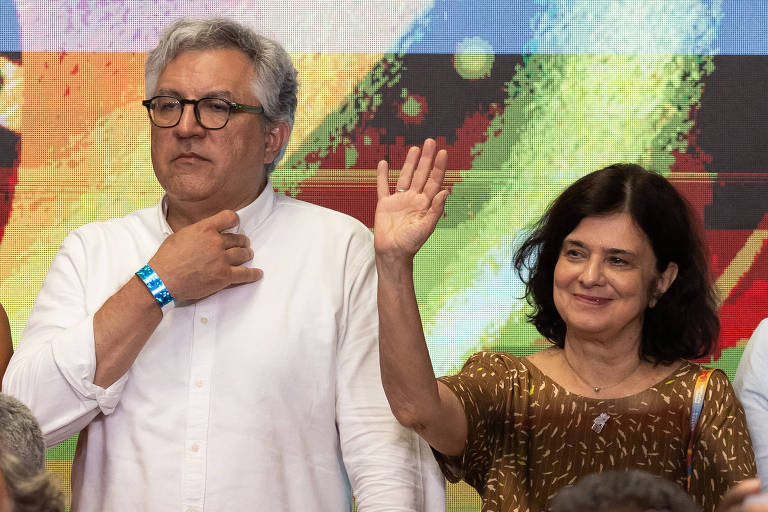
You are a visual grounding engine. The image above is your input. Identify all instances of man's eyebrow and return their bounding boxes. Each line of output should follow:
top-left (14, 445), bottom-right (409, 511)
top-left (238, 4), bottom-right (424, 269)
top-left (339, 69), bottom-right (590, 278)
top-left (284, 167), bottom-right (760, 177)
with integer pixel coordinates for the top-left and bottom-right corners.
top-left (205, 90), bottom-right (235, 99)
top-left (152, 89), bottom-right (236, 99)
top-left (154, 88), bottom-right (182, 97)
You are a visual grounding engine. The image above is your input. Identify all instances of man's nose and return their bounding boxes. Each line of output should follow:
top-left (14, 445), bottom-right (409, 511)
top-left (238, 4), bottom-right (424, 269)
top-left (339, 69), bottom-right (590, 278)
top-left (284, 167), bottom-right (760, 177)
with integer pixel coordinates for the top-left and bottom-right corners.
top-left (174, 103), bottom-right (206, 137)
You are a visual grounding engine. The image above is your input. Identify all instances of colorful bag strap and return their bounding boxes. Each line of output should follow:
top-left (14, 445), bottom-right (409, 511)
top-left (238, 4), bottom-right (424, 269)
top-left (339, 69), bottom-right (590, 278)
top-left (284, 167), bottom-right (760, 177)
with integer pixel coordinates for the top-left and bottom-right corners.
top-left (686, 368), bottom-right (715, 493)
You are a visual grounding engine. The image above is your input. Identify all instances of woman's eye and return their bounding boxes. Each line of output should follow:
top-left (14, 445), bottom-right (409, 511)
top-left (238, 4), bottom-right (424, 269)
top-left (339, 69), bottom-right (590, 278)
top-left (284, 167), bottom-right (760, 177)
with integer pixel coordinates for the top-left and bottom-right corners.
top-left (565, 249), bottom-right (583, 258)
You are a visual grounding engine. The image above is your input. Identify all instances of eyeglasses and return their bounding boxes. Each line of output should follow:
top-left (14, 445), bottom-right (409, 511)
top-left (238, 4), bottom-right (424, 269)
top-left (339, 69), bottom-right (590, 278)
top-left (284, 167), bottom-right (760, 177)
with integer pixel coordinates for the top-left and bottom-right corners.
top-left (141, 96), bottom-right (265, 130)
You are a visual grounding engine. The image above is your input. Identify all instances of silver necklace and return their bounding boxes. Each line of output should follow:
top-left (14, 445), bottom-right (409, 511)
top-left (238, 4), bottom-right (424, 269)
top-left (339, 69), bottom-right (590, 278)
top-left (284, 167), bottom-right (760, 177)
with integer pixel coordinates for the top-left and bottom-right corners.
top-left (563, 353), bottom-right (641, 393)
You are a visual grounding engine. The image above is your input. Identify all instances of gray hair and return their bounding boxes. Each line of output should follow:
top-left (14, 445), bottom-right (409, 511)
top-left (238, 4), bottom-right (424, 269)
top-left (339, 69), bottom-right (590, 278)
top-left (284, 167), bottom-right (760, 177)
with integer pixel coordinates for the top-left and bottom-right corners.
top-left (0, 394), bottom-right (44, 474)
top-left (145, 17), bottom-right (299, 174)
top-left (0, 450), bottom-right (65, 512)
top-left (550, 471), bottom-right (700, 512)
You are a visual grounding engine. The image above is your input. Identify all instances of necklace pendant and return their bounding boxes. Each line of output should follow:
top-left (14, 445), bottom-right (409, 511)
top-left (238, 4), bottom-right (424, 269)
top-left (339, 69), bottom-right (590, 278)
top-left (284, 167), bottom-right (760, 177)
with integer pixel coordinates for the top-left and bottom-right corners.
top-left (592, 412), bottom-right (610, 433)
top-left (593, 386), bottom-right (600, 392)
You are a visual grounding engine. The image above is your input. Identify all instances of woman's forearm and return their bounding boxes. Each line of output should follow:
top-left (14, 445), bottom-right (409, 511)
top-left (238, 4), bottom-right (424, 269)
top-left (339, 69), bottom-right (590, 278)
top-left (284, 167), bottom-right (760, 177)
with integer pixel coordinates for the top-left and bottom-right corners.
top-left (376, 254), bottom-right (441, 429)
top-left (376, 254), bottom-right (468, 455)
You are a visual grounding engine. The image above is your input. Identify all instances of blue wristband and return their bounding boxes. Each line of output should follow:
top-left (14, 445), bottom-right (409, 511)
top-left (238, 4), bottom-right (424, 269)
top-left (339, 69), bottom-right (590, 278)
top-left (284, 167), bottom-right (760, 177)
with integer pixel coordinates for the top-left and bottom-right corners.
top-left (136, 264), bottom-right (175, 312)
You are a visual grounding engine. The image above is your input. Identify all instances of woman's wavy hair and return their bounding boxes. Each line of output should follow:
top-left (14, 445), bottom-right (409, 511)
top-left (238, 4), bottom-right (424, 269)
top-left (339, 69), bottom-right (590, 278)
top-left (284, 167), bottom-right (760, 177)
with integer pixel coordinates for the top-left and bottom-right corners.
top-left (513, 164), bottom-right (719, 364)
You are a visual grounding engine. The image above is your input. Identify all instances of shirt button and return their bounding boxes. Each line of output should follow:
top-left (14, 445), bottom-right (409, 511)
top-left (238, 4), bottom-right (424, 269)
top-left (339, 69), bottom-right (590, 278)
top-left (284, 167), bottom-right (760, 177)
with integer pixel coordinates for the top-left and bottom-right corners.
top-left (200, 317), bottom-right (208, 324)
top-left (194, 380), bottom-right (204, 388)
top-left (190, 443), bottom-right (199, 453)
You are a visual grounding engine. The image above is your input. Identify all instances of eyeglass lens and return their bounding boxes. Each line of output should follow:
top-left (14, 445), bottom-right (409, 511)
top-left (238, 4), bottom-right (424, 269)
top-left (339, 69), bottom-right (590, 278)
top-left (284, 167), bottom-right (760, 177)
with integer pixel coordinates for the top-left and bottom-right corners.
top-left (149, 97), bottom-right (231, 129)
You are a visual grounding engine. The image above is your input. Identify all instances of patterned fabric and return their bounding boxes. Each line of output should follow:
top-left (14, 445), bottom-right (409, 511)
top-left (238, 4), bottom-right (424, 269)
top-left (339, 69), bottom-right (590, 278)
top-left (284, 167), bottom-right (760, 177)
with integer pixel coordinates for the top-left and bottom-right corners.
top-left (435, 352), bottom-right (756, 512)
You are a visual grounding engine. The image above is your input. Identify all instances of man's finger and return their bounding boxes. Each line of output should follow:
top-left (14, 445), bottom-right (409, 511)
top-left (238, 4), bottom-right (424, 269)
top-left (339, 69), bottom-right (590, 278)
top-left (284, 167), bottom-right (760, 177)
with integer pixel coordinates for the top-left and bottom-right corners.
top-left (226, 247), bottom-right (255, 266)
top-left (221, 233), bottom-right (251, 250)
top-left (229, 265), bottom-right (264, 285)
top-left (410, 138), bottom-right (437, 193)
top-left (395, 145), bottom-right (421, 192)
top-left (205, 209), bottom-right (240, 232)
top-left (376, 160), bottom-right (391, 199)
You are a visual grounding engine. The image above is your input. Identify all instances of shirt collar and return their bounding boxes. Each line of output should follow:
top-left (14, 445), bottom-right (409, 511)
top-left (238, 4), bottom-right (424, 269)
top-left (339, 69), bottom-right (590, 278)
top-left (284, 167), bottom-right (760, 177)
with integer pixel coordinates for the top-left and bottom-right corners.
top-left (157, 179), bottom-right (277, 236)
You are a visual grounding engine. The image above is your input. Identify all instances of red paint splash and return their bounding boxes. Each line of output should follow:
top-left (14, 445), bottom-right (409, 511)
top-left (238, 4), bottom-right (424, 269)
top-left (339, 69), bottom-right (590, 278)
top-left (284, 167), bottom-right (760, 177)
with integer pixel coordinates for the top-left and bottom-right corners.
top-left (668, 104), bottom-right (713, 223)
top-left (295, 105), bottom-right (500, 227)
top-left (667, 103), bottom-right (768, 357)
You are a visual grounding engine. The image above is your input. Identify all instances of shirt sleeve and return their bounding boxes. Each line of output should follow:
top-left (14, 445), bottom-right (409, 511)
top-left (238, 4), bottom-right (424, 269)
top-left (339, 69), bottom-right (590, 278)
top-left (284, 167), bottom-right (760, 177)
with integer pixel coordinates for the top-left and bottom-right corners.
top-left (734, 318), bottom-right (768, 485)
top-left (335, 227), bottom-right (445, 512)
top-left (690, 368), bottom-right (756, 512)
top-left (2, 229), bottom-right (130, 448)
top-left (434, 352), bottom-right (519, 493)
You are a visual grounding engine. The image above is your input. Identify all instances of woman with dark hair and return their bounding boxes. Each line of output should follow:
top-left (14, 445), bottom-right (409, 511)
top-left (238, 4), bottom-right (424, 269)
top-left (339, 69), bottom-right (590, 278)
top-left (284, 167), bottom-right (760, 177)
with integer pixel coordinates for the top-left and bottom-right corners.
top-left (514, 162), bottom-right (718, 364)
top-left (374, 140), bottom-right (760, 512)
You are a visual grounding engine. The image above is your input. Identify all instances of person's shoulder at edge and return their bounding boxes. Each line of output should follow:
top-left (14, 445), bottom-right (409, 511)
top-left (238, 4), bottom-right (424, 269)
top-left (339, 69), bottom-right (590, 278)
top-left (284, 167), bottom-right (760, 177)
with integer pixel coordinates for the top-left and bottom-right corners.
top-left (736, 318), bottom-right (768, 381)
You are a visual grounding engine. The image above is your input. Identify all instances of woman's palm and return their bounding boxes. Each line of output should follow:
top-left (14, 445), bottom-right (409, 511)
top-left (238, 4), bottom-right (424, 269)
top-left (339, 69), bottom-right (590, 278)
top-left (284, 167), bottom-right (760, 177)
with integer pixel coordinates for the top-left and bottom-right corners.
top-left (374, 140), bottom-right (449, 258)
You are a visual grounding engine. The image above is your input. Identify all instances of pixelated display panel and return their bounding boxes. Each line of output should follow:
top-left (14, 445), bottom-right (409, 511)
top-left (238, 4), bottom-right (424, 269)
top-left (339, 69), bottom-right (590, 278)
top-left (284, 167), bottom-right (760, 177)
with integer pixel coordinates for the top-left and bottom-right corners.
top-left (2, 1), bottom-right (767, 510)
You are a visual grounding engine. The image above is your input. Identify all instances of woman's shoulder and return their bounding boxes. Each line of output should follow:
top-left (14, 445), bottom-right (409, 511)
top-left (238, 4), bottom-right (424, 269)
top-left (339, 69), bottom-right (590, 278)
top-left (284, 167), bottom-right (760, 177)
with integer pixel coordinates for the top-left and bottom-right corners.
top-left (685, 362), bottom-right (739, 397)
top-left (460, 351), bottom-right (529, 372)
top-left (674, 361), bottom-right (730, 385)
top-left (658, 360), bottom-right (737, 402)
top-left (451, 351), bottom-right (537, 384)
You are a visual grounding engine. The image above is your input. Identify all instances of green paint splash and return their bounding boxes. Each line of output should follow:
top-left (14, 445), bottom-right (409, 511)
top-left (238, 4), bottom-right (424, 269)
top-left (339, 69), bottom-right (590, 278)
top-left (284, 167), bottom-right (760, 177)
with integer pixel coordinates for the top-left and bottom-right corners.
top-left (271, 54), bottom-right (405, 195)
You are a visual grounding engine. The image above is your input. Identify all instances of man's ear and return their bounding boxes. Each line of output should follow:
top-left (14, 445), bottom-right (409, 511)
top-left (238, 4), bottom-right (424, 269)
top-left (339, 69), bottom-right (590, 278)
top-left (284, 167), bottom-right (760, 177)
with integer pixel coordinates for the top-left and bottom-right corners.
top-left (263, 121), bottom-right (291, 164)
top-left (649, 261), bottom-right (678, 308)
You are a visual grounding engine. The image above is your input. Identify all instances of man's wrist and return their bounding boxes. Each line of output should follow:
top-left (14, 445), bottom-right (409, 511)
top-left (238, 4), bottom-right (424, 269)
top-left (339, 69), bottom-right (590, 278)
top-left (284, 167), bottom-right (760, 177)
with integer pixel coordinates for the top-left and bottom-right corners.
top-left (136, 264), bottom-right (176, 313)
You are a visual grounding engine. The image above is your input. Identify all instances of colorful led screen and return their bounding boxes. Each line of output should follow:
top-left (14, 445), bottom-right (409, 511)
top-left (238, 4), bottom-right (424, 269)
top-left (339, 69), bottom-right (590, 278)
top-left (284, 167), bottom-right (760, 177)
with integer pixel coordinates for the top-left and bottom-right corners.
top-left (1, 1), bottom-right (767, 509)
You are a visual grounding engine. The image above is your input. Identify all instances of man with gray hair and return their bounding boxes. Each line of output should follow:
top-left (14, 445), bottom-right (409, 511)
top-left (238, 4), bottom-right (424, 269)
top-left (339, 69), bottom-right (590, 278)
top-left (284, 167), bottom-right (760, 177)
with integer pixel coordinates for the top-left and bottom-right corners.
top-left (4, 17), bottom-right (442, 511)
top-left (0, 394), bottom-right (44, 475)
top-left (0, 394), bottom-right (64, 512)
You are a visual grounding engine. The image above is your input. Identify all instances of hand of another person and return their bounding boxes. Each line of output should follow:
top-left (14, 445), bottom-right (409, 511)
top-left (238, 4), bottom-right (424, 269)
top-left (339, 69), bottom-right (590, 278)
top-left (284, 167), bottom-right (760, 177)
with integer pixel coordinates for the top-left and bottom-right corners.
top-left (374, 138), bottom-right (449, 259)
top-left (718, 479), bottom-right (768, 512)
top-left (148, 209), bottom-right (263, 301)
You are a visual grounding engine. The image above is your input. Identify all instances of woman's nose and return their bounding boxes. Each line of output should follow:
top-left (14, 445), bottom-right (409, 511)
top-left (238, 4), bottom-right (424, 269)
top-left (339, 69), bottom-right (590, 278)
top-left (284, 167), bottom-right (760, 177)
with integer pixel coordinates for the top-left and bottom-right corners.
top-left (578, 257), bottom-right (605, 287)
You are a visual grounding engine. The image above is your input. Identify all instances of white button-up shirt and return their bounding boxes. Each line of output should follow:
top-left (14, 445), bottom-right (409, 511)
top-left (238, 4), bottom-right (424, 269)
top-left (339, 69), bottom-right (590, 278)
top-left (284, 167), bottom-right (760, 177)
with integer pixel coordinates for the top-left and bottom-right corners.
top-left (734, 318), bottom-right (768, 485)
top-left (4, 184), bottom-right (444, 511)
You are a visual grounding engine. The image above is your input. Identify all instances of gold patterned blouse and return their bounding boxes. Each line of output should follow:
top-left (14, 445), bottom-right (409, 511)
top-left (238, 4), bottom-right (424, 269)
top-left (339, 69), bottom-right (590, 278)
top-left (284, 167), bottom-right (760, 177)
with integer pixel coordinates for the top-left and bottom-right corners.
top-left (434, 352), bottom-right (755, 512)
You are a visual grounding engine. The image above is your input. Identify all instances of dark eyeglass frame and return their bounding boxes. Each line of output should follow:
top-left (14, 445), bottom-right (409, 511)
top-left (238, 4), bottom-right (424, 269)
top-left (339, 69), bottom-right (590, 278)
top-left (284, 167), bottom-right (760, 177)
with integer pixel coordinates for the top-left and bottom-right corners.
top-left (141, 96), bottom-right (265, 130)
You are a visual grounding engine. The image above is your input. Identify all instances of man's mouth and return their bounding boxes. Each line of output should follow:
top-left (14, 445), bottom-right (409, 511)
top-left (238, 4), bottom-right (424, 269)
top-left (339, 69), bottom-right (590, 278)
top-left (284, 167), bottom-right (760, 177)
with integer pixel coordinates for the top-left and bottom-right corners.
top-left (174, 152), bottom-right (208, 162)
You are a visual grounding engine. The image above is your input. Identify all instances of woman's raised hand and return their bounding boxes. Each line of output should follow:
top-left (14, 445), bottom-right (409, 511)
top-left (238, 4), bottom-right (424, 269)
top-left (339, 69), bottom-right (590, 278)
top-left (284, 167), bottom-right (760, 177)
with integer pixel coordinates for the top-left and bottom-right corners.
top-left (374, 138), bottom-right (448, 259)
